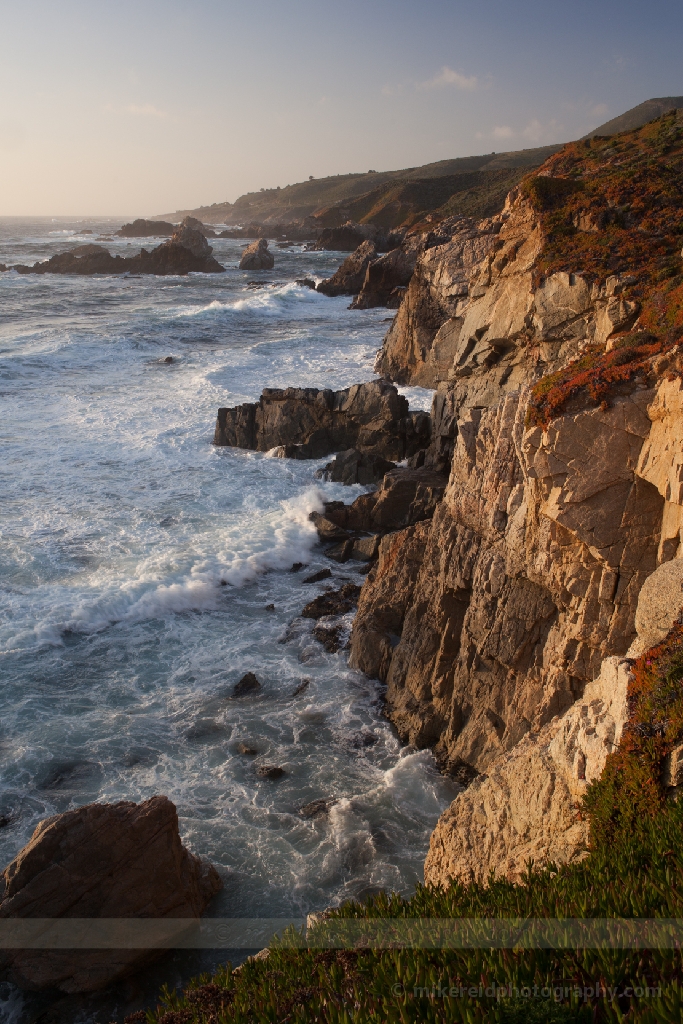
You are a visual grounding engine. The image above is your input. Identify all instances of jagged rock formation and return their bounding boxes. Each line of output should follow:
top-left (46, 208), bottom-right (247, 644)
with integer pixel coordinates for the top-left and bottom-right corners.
top-left (0, 796), bottom-right (221, 993)
top-left (239, 238), bottom-right (275, 270)
top-left (317, 241), bottom-right (377, 297)
top-left (351, 244), bottom-right (418, 310)
top-left (12, 231), bottom-right (224, 276)
top-left (213, 380), bottom-right (430, 462)
top-left (116, 218), bottom-right (175, 237)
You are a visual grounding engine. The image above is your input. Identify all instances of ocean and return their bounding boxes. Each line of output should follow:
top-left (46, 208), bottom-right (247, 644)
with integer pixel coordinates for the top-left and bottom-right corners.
top-left (0, 219), bottom-right (456, 1021)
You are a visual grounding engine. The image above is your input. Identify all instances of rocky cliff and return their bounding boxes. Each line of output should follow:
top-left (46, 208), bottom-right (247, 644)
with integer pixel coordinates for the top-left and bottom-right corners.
top-left (351, 111), bottom-right (683, 884)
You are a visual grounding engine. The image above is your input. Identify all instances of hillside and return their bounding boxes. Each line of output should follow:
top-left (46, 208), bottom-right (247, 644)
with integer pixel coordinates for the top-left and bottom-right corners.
top-left (154, 145), bottom-right (562, 226)
top-left (155, 98), bottom-right (683, 231)
top-left (583, 95), bottom-right (683, 137)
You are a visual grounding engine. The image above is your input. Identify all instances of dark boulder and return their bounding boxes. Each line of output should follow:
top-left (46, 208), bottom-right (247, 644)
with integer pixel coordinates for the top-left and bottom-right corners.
top-left (169, 222), bottom-right (213, 257)
top-left (300, 798), bottom-right (337, 819)
top-left (313, 624), bottom-right (344, 652)
top-left (116, 218), bottom-right (175, 237)
top-left (177, 216), bottom-right (216, 238)
top-left (256, 765), bottom-right (285, 780)
top-left (315, 225), bottom-right (367, 251)
top-left (236, 742), bottom-right (258, 755)
top-left (0, 797), bottom-right (221, 993)
top-left (317, 241), bottom-right (376, 297)
top-left (296, 278), bottom-right (317, 289)
top-left (318, 448), bottom-right (396, 486)
top-left (301, 584), bottom-right (361, 620)
top-left (213, 379), bottom-right (429, 463)
top-left (303, 568), bottom-right (332, 584)
top-left (239, 238), bottom-right (274, 270)
top-left (232, 672), bottom-right (261, 697)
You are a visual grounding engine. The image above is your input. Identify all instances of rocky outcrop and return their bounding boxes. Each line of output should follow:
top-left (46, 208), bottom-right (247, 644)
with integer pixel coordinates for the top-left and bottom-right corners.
top-left (213, 380), bottom-right (430, 462)
top-left (315, 224), bottom-right (367, 251)
top-left (239, 238), bottom-right (274, 270)
top-left (317, 241), bottom-right (377, 297)
top-left (0, 796), bottom-right (221, 993)
top-left (318, 448), bottom-right (396, 486)
top-left (169, 221), bottom-right (214, 257)
top-left (177, 216), bottom-right (216, 238)
top-left (351, 381), bottom-right (670, 775)
top-left (116, 218), bottom-right (175, 237)
top-left (351, 245), bottom-right (418, 310)
top-left (12, 236), bottom-right (224, 276)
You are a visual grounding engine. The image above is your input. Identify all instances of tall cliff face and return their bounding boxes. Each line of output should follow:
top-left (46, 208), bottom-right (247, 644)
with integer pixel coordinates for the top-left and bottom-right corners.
top-left (352, 112), bottom-right (683, 883)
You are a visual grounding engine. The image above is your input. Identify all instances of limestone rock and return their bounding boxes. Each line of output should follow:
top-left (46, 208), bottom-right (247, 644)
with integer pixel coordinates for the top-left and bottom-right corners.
top-left (0, 796), bottom-right (221, 993)
top-left (239, 238), bottom-right (274, 270)
top-left (317, 241), bottom-right (377, 297)
top-left (213, 379), bottom-right (430, 463)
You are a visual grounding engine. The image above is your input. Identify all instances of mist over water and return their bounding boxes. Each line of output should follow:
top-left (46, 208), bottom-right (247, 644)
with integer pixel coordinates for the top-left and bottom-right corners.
top-left (0, 220), bottom-right (450, 1020)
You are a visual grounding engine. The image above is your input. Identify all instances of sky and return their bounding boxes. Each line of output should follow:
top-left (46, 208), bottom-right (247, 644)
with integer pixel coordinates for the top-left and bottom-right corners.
top-left (1, 0), bottom-right (682, 216)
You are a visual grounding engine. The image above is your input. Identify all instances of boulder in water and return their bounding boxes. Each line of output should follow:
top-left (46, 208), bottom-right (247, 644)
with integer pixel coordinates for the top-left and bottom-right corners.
top-left (0, 796), bottom-right (221, 993)
top-left (232, 672), bottom-right (261, 697)
top-left (116, 218), bottom-right (174, 237)
top-left (239, 238), bottom-right (275, 270)
top-left (316, 240), bottom-right (376, 297)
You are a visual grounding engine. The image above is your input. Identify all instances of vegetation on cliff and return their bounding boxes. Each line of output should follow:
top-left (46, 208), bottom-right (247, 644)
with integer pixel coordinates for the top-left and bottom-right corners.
top-left (585, 621), bottom-right (683, 848)
top-left (524, 111), bottom-right (683, 335)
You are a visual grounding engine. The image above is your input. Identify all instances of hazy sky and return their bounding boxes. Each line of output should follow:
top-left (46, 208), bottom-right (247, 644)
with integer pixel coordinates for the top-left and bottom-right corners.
top-left (1, 0), bottom-right (682, 216)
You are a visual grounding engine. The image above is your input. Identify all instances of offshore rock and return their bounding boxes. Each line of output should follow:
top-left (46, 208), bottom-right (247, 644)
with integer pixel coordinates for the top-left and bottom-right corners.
top-left (116, 218), bottom-right (175, 237)
top-left (12, 239), bottom-right (224, 276)
top-left (239, 238), bottom-right (274, 270)
top-left (169, 221), bottom-right (213, 257)
top-left (213, 379), bottom-right (430, 462)
top-left (315, 225), bottom-right (367, 251)
top-left (0, 796), bottom-right (221, 993)
top-left (317, 241), bottom-right (377, 297)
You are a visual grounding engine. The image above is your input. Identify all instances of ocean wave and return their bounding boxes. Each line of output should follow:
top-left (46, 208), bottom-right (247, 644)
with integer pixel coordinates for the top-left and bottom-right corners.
top-left (175, 281), bottom-right (328, 318)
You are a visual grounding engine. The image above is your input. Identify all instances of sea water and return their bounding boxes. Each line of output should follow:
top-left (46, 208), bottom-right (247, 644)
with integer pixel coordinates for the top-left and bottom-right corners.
top-left (0, 220), bottom-right (455, 1020)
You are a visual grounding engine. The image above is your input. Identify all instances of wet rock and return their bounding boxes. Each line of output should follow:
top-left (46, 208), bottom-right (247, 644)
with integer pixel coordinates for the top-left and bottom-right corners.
top-left (313, 624), bottom-right (344, 653)
top-left (37, 760), bottom-right (100, 792)
top-left (236, 742), bottom-right (258, 756)
top-left (301, 584), bottom-right (361, 620)
top-left (300, 798), bottom-right (338, 819)
top-left (309, 512), bottom-right (350, 543)
top-left (351, 731), bottom-right (378, 748)
top-left (290, 562), bottom-right (305, 572)
top-left (239, 238), bottom-right (274, 270)
top-left (318, 448), bottom-right (396, 486)
top-left (265, 603), bottom-right (275, 611)
top-left (303, 568), bottom-right (332, 584)
top-left (214, 379), bottom-right (428, 463)
top-left (317, 241), bottom-right (376, 297)
top-left (0, 796), bottom-right (221, 993)
top-left (164, 356), bottom-right (174, 363)
top-left (317, 466), bottom-right (447, 538)
top-left (292, 679), bottom-right (311, 696)
top-left (116, 219), bottom-right (175, 237)
top-left (256, 765), bottom-right (285, 780)
top-left (185, 720), bottom-right (225, 740)
top-left (232, 672), bottom-right (261, 697)
top-left (325, 539), bottom-right (354, 563)
top-left (296, 278), bottom-right (316, 289)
